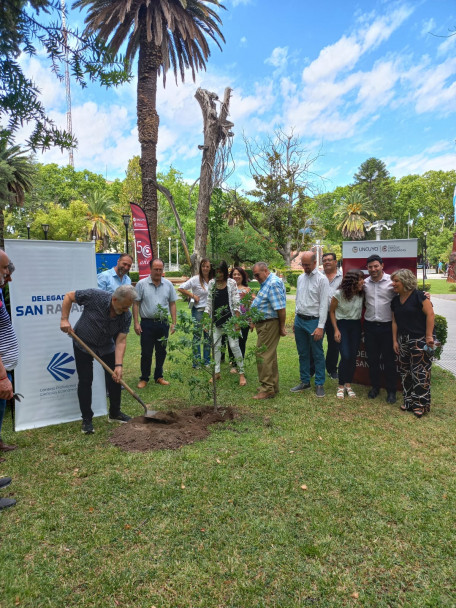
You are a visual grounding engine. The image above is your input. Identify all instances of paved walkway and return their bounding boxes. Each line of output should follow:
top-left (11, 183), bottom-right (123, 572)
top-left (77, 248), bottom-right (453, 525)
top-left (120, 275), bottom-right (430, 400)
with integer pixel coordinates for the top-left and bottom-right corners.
top-left (431, 295), bottom-right (456, 378)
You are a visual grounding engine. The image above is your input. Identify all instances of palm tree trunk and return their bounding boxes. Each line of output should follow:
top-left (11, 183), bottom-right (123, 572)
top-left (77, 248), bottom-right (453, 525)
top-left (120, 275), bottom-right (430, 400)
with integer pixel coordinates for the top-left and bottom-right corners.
top-left (137, 25), bottom-right (160, 255)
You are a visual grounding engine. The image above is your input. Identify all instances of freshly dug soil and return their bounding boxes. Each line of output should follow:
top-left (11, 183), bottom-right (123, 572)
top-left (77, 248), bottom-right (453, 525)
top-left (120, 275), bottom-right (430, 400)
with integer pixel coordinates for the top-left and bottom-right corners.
top-left (109, 405), bottom-right (235, 452)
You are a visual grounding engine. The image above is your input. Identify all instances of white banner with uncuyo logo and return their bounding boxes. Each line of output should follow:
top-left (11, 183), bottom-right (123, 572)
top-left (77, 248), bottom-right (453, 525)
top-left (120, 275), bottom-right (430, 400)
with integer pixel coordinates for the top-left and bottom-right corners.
top-left (5, 240), bottom-right (107, 431)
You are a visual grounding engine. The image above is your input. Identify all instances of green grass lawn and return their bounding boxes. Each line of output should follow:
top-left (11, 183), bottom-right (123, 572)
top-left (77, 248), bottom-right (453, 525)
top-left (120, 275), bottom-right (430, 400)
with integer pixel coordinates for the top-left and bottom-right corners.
top-left (1, 304), bottom-right (455, 607)
top-left (426, 279), bottom-right (456, 295)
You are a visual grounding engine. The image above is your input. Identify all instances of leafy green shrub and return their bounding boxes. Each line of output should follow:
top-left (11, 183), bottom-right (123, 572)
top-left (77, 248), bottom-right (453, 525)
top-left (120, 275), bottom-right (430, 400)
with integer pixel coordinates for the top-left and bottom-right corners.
top-left (449, 284), bottom-right (456, 292)
top-left (165, 270), bottom-right (187, 277)
top-left (285, 285), bottom-right (291, 293)
top-left (284, 270), bottom-right (301, 287)
top-left (434, 314), bottom-right (447, 360)
top-left (180, 264), bottom-right (191, 277)
top-left (129, 271), bottom-right (139, 283)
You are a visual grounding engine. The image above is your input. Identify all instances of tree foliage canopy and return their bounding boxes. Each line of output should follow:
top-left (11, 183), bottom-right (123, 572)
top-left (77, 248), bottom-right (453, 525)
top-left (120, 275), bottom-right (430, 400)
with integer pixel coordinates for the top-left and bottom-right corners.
top-left (0, 0), bottom-right (129, 150)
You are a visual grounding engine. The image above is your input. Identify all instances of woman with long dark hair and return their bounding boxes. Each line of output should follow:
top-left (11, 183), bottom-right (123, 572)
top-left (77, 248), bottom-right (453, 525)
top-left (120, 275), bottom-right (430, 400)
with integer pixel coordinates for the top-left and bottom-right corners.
top-left (178, 259), bottom-right (213, 367)
top-left (205, 261), bottom-right (246, 386)
top-left (228, 266), bottom-right (252, 374)
top-left (329, 269), bottom-right (365, 399)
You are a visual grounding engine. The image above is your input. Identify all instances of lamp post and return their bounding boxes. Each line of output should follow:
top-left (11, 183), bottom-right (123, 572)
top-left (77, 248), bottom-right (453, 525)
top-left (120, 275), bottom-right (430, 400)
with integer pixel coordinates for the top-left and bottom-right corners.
top-left (122, 214), bottom-right (130, 254)
top-left (423, 232), bottom-right (428, 288)
top-left (364, 219), bottom-right (396, 241)
top-left (168, 236), bottom-right (172, 270)
top-left (26, 223), bottom-right (31, 240)
top-left (176, 238), bottom-right (179, 268)
top-left (157, 241), bottom-right (160, 259)
top-left (42, 224), bottom-right (49, 240)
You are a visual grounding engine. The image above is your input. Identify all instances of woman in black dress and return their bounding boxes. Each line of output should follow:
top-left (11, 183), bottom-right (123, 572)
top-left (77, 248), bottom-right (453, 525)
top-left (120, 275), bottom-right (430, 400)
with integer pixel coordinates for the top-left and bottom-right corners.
top-left (391, 269), bottom-right (435, 417)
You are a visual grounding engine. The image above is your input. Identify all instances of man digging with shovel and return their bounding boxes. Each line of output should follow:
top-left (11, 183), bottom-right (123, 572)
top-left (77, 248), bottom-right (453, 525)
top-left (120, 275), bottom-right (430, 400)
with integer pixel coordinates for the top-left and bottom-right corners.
top-left (60, 285), bottom-right (137, 434)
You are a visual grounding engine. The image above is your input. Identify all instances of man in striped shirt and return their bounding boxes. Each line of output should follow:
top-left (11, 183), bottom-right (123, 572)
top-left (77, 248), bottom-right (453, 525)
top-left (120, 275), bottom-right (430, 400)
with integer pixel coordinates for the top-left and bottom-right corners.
top-left (250, 262), bottom-right (287, 399)
top-left (0, 249), bottom-right (18, 510)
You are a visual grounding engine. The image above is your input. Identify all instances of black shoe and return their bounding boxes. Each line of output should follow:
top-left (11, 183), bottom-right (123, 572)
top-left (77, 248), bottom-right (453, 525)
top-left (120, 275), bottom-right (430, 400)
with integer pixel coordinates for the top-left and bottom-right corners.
top-left (81, 420), bottom-right (94, 434)
top-left (386, 391), bottom-right (397, 404)
top-left (0, 477), bottom-right (12, 489)
top-left (0, 497), bottom-right (16, 510)
top-left (108, 412), bottom-right (131, 423)
top-left (368, 387), bottom-right (380, 399)
top-left (315, 385), bottom-right (325, 398)
top-left (290, 382), bottom-right (312, 392)
top-left (330, 372), bottom-right (339, 380)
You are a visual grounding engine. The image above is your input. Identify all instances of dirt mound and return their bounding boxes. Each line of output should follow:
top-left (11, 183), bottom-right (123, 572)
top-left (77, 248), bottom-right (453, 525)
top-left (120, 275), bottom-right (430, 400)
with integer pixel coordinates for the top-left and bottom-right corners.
top-left (109, 405), bottom-right (235, 452)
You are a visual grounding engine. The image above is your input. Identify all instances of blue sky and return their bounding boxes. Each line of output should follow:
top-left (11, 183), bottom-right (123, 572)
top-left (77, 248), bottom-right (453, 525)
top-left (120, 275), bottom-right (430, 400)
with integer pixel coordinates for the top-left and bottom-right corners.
top-left (19, 0), bottom-right (456, 193)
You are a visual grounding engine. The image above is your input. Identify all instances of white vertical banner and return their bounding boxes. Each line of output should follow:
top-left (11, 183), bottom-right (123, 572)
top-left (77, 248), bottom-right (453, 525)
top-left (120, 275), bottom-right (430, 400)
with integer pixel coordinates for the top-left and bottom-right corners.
top-left (4, 240), bottom-right (107, 431)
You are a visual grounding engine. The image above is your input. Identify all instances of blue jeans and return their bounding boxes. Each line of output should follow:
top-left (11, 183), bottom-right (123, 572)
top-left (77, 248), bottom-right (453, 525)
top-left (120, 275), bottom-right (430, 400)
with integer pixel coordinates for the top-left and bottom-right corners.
top-left (192, 307), bottom-right (211, 366)
top-left (294, 316), bottom-right (325, 386)
top-left (337, 319), bottom-right (362, 385)
top-left (0, 371), bottom-right (12, 439)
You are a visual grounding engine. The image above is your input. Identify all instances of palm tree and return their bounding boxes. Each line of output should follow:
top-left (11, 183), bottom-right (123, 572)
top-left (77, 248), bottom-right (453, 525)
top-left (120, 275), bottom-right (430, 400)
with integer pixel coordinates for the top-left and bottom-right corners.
top-left (74, 0), bottom-right (225, 254)
top-left (0, 141), bottom-right (34, 248)
top-left (85, 191), bottom-right (119, 249)
top-left (334, 190), bottom-right (376, 240)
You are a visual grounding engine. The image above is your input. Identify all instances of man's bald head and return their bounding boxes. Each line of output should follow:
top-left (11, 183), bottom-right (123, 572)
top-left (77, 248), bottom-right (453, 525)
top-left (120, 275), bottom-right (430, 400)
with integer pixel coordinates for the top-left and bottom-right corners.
top-left (0, 249), bottom-right (10, 287)
top-left (300, 251), bottom-right (316, 275)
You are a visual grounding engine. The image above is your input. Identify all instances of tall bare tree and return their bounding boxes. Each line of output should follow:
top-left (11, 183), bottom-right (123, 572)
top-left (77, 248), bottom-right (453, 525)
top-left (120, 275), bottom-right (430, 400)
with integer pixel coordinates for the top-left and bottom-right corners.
top-left (192, 87), bottom-right (234, 271)
top-left (74, 0), bottom-right (225, 254)
top-left (239, 129), bottom-right (320, 267)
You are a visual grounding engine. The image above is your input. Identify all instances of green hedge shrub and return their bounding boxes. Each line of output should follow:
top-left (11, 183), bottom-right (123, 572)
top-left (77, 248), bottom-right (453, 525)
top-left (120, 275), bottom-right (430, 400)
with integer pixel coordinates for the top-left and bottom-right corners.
top-left (284, 270), bottom-right (301, 287)
top-left (434, 314), bottom-right (447, 360)
top-left (129, 271), bottom-right (139, 283)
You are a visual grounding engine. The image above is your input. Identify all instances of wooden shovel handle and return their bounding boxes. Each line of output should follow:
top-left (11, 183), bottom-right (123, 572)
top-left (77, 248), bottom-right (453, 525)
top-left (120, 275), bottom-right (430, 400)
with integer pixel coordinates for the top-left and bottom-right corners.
top-left (68, 330), bottom-right (148, 413)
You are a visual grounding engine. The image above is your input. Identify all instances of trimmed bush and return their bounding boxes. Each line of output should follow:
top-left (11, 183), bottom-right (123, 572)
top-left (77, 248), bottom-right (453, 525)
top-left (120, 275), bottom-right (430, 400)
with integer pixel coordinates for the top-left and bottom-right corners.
top-left (284, 270), bottom-right (301, 287)
top-left (434, 314), bottom-right (448, 360)
top-left (129, 271), bottom-right (139, 283)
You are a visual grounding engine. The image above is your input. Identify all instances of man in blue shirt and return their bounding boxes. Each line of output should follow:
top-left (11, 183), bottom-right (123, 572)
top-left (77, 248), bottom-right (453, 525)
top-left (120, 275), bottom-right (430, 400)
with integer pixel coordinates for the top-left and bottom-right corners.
top-left (250, 262), bottom-right (286, 399)
top-left (97, 253), bottom-right (133, 294)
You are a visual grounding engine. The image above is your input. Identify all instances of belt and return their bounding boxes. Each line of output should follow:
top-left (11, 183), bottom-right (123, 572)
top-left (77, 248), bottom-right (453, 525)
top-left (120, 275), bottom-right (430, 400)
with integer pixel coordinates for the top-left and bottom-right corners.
top-left (256, 317), bottom-right (278, 324)
top-left (143, 317), bottom-right (167, 323)
top-left (297, 314), bottom-right (318, 321)
top-left (364, 320), bottom-right (391, 326)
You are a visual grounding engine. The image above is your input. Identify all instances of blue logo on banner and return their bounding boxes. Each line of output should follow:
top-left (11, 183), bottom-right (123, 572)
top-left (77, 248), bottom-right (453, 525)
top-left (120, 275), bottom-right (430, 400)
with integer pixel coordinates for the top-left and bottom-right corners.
top-left (47, 352), bottom-right (76, 381)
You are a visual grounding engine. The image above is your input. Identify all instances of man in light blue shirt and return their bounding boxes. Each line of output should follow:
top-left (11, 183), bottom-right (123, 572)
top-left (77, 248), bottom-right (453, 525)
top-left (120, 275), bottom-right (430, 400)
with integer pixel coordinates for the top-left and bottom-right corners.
top-left (97, 254), bottom-right (133, 294)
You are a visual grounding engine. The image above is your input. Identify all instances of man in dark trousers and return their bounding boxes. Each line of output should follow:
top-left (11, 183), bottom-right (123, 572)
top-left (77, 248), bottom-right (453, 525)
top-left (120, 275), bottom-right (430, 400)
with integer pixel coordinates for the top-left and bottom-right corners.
top-left (60, 284), bottom-right (137, 434)
top-left (133, 258), bottom-right (177, 389)
top-left (363, 254), bottom-right (397, 404)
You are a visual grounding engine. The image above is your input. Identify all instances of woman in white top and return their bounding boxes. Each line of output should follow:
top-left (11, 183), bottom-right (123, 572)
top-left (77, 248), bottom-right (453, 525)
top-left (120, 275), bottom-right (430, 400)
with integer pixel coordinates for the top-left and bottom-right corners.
top-left (178, 258), bottom-right (213, 367)
top-left (329, 269), bottom-right (365, 399)
top-left (205, 261), bottom-right (246, 386)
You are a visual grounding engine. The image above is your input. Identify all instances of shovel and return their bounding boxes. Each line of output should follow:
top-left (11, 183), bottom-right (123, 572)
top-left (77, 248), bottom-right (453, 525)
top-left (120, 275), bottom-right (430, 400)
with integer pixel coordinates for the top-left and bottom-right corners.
top-left (69, 330), bottom-right (160, 420)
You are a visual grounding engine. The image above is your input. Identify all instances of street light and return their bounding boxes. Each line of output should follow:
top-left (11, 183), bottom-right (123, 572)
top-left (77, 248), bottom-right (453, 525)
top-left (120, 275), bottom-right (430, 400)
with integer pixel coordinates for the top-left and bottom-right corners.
top-left (42, 224), bottom-right (49, 240)
top-left (176, 238), bottom-right (179, 268)
top-left (168, 236), bottom-right (172, 269)
top-left (26, 222), bottom-right (30, 240)
top-left (122, 214), bottom-right (130, 254)
top-left (364, 219), bottom-right (396, 241)
top-left (157, 241), bottom-right (160, 259)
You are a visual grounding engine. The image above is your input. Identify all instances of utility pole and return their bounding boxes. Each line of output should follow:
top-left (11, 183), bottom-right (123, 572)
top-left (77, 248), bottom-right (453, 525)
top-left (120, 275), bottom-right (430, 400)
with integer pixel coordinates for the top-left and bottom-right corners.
top-left (61, 0), bottom-right (74, 167)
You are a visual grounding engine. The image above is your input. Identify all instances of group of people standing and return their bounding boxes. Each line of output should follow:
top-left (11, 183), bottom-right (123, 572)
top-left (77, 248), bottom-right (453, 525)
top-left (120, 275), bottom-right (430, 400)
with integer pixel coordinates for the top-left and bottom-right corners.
top-left (291, 251), bottom-right (435, 418)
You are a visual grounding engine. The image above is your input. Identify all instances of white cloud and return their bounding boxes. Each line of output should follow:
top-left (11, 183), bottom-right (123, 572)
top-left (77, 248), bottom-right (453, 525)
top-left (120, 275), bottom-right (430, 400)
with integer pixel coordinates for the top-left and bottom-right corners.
top-left (265, 47), bottom-right (289, 70)
top-left (302, 35), bottom-right (361, 84)
top-left (240, 36), bottom-right (247, 46)
top-left (438, 34), bottom-right (456, 57)
top-left (408, 57), bottom-right (456, 114)
top-left (421, 18), bottom-right (436, 36)
top-left (386, 146), bottom-right (456, 178)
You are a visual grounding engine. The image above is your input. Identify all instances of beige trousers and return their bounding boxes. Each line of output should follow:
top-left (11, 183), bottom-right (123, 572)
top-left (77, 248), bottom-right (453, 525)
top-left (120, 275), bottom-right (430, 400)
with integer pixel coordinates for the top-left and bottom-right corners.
top-left (255, 319), bottom-right (280, 394)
